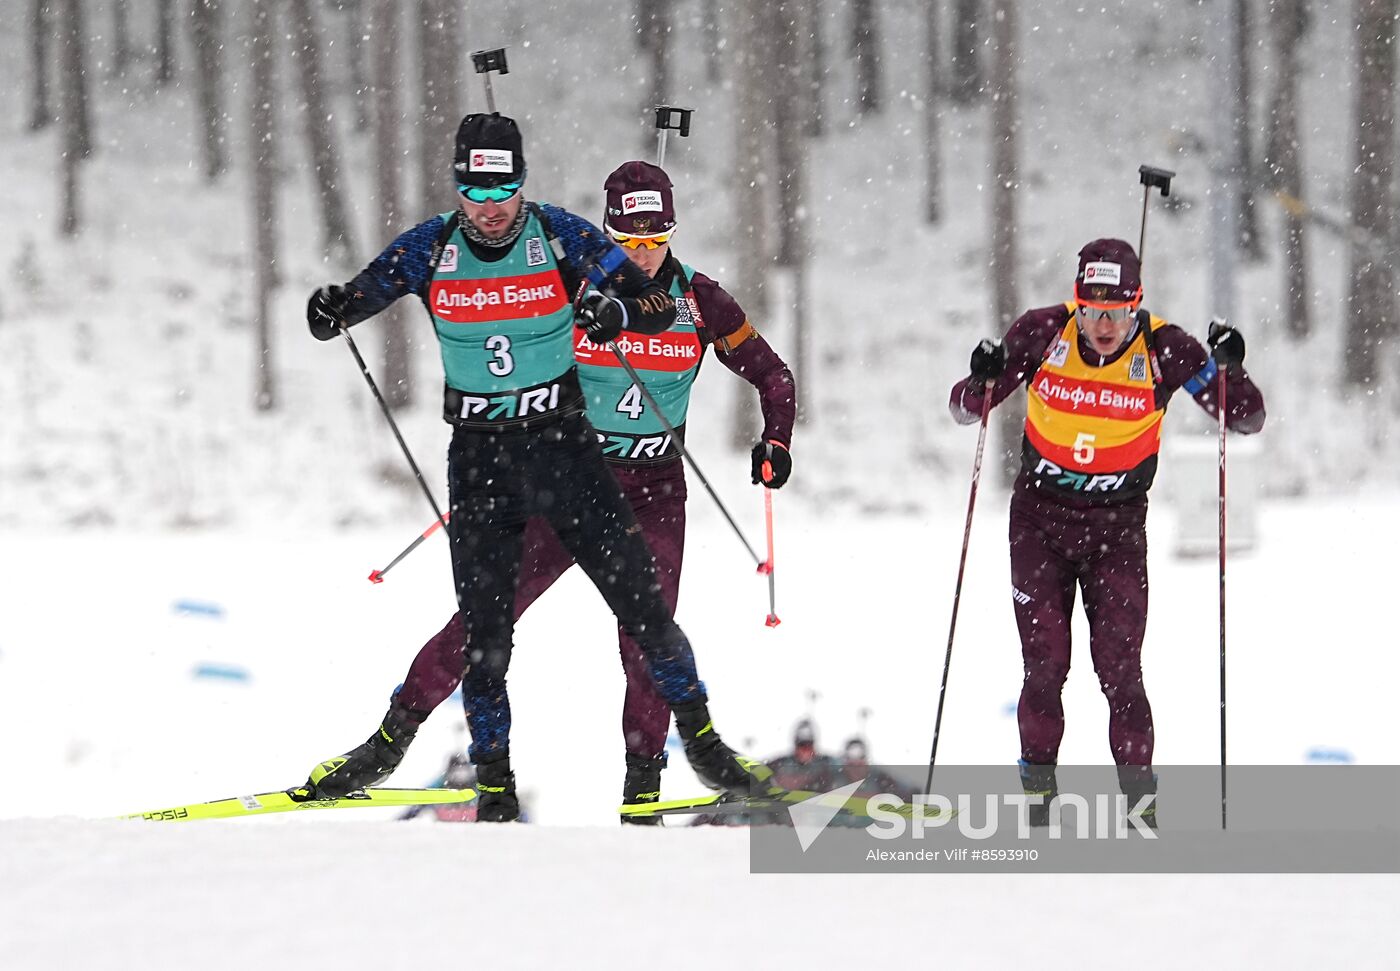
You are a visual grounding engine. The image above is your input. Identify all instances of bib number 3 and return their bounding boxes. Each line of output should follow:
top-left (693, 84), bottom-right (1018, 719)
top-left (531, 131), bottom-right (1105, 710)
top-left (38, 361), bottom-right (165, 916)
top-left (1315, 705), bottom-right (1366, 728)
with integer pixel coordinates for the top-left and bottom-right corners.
top-left (486, 335), bottom-right (514, 377)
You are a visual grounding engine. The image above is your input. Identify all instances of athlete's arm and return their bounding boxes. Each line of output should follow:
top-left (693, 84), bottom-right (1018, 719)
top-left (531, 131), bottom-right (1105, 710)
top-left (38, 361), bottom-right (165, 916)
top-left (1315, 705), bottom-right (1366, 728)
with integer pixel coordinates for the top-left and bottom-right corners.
top-left (338, 216), bottom-right (446, 327)
top-left (539, 204), bottom-right (676, 335)
top-left (691, 273), bottom-right (796, 447)
top-left (1153, 324), bottom-right (1266, 434)
top-left (948, 305), bottom-right (1068, 424)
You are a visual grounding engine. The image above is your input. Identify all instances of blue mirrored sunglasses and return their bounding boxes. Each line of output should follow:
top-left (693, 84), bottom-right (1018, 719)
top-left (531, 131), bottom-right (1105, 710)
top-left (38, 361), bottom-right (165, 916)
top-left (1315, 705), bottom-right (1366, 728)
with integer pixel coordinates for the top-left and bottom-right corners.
top-left (458, 181), bottom-right (523, 204)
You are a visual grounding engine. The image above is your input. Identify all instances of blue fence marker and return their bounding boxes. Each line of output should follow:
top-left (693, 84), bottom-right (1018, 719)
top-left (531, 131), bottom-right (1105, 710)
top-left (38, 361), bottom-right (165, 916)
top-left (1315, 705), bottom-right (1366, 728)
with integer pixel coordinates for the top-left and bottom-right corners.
top-left (192, 663), bottom-right (250, 683)
top-left (173, 599), bottom-right (227, 619)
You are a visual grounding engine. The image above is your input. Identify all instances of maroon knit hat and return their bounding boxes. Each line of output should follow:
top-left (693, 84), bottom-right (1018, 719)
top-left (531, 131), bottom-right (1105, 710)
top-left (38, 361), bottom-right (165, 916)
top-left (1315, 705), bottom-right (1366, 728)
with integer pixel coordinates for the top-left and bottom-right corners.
top-left (1075, 238), bottom-right (1143, 305)
top-left (603, 161), bottom-right (676, 235)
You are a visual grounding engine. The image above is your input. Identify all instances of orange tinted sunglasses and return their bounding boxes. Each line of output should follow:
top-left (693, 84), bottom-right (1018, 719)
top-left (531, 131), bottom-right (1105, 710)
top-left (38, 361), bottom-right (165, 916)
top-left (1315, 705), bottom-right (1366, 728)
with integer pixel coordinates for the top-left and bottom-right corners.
top-left (607, 227), bottom-right (675, 250)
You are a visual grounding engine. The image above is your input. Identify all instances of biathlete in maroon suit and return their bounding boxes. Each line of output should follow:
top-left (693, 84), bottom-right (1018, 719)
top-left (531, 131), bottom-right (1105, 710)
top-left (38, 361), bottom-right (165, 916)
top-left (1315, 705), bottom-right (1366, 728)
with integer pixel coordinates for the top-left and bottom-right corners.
top-left (325, 160), bottom-right (795, 823)
top-left (948, 238), bottom-right (1265, 825)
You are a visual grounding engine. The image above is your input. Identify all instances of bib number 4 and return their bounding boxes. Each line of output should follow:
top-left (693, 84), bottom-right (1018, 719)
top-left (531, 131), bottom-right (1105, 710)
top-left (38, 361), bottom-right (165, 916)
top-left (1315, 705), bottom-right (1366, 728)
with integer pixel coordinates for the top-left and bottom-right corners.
top-left (616, 384), bottom-right (645, 420)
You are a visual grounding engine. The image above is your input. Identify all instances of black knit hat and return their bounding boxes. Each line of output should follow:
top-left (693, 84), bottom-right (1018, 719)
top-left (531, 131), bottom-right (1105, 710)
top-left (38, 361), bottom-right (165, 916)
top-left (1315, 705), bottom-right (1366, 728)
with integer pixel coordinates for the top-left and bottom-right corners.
top-left (452, 113), bottom-right (527, 189)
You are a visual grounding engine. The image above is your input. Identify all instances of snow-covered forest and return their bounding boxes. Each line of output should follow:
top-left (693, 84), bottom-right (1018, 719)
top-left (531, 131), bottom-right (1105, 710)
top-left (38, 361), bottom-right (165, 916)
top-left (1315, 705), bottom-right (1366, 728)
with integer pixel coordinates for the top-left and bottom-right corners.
top-left (1, 1), bottom-right (1396, 968)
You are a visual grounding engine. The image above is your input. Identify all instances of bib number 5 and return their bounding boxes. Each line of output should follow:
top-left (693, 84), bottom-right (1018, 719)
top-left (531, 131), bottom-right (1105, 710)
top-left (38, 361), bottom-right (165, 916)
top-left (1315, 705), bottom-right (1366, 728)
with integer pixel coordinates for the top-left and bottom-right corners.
top-left (486, 335), bottom-right (514, 377)
top-left (1072, 432), bottom-right (1096, 465)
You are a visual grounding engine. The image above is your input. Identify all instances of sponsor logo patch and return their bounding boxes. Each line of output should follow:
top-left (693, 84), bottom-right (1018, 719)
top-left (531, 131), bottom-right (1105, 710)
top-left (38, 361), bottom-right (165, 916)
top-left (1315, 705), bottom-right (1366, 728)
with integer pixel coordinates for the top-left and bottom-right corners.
top-left (1083, 261), bottom-right (1122, 286)
top-left (468, 149), bottom-right (514, 173)
top-left (1129, 353), bottom-right (1148, 382)
top-left (430, 270), bottom-right (567, 323)
top-left (574, 328), bottom-right (702, 373)
top-left (525, 237), bottom-right (547, 267)
top-left (622, 190), bottom-right (665, 213)
top-left (1047, 338), bottom-right (1070, 367)
top-left (438, 243), bottom-right (458, 272)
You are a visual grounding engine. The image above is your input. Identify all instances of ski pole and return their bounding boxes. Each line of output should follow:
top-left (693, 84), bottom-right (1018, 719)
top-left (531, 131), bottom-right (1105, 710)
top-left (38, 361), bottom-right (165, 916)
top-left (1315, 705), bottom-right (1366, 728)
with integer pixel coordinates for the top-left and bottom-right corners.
top-left (608, 338), bottom-right (764, 569)
top-left (924, 381), bottom-right (994, 794)
top-left (1137, 165), bottom-right (1176, 265)
top-left (470, 48), bottom-right (509, 113)
top-left (369, 512), bottom-right (451, 584)
top-left (653, 105), bottom-right (693, 168)
top-left (572, 282), bottom-right (766, 571)
top-left (337, 326), bottom-right (447, 528)
top-left (1216, 335), bottom-right (1229, 831)
top-left (759, 461), bottom-right (780, 627)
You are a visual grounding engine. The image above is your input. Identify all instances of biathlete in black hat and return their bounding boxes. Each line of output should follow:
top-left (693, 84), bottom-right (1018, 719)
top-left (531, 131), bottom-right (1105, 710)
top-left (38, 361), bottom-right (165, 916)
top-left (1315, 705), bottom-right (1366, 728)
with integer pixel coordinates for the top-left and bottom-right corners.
top-left (302, 115), bottom-right (774, 820)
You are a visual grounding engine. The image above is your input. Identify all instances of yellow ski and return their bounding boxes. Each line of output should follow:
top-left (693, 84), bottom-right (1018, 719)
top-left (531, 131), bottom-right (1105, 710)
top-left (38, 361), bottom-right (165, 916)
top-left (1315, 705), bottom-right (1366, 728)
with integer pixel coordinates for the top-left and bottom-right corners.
top-left (124, 786), bottom-right (476, 821)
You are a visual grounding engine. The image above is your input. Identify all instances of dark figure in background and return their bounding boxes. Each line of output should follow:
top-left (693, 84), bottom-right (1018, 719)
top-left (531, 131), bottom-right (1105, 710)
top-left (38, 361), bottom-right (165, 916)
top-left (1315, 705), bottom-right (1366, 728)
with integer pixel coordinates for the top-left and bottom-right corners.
top-left (948, 239), bottom-right (1265, 826)
top-left (766, 719), bottom-right (842, 793)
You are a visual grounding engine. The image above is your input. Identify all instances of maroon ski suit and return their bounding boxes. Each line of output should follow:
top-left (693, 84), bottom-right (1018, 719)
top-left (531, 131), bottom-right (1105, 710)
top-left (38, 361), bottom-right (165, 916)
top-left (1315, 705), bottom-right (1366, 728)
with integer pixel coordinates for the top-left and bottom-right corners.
top-left (949, 304), bottom-right (1265, 767)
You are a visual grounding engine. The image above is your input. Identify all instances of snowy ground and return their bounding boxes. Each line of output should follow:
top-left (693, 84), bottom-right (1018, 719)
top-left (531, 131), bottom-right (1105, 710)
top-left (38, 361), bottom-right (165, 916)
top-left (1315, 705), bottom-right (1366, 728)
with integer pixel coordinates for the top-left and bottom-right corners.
top-left (2, 493), bottom-right (1397, 967)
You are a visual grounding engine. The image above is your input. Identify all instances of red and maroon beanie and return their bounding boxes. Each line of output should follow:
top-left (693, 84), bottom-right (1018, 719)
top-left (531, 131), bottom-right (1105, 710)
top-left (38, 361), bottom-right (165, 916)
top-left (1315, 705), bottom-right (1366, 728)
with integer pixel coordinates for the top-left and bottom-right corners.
top-left (603, 161), bottom-right (676, 235)
top-left (1075, 238), bottom-right (1143, 306)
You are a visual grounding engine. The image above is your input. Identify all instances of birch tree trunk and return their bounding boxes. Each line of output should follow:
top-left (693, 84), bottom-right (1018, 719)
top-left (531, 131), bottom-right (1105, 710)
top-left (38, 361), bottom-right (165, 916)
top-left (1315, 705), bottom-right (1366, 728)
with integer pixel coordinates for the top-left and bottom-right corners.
top-left (30, 0), bottom-right (54, 131)
top-left (1344, 0), bottom-right (1397, 388)
top-left (419, 0), bottom-right (463, 215)
top-left (1235, 0), bottom-right (1263, 260)
top-left (190, 0), bottom-right (228, 182)
top-left (850, 0), bottom-right (881, 115)
top-left (250, 0), bottom-right (279, 411)
top-left (989, 0), bottom-right (1020, 485)
top-left (1263, 0), bottom-right (1310, 339)
top-left (371, 0), bottom-right (413, 409)
top-left (290, 0), bottom-right (356, 265)
top-left (774, 0), bottom-right (810, 417)
top-left (951, 0), bottom-right (982, 104)
top-left (58, 0), bottom-right (87, 235)
top-left (925, 0), bottom-right (942, 224)
top-left (730, 0), bottom-right (775, 446)
top-left (156, 0), bottom-right (176, 87)
top-left (111, 0), bottom-right (132, 77)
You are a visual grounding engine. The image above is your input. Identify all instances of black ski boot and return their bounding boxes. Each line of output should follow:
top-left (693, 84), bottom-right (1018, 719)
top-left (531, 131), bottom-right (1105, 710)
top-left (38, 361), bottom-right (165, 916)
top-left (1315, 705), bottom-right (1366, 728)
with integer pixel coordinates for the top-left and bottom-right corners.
top-left (475, 754), bottom-right (520, 822)
top-left (621, 752), bottom-right (667, 826)
top-left (1117, 764), bottom-right (1158, 831)
top-left (673, 700), bottom-right (773, 796)
top-left (1019, 760), bottom-right (1058, 828)
top-left (307, 698), bottom-right (426, 799)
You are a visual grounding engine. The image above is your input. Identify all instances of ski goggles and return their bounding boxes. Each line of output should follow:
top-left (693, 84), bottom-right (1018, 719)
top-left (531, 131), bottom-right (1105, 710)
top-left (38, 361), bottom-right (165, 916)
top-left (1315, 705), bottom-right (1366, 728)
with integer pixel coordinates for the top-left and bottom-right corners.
top-left (1076, 301), bottom-right (1137, 327)
top-left (458, 180), bottom-right (523, 204)
top-left (606, 226), bottom-right (675, 250)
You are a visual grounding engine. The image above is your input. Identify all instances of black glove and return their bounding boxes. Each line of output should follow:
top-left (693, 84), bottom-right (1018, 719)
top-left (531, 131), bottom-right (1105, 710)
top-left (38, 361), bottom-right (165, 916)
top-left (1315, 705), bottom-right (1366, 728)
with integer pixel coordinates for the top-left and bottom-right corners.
top-left (1207, 319), bottom-right (1245, 370)
top-left (751, 441), bottom-right (792, 489)
top-left (307, 284), bottom-right (351, 341)
top-left (969, 338), bottom-right (1007, 383)
top-left (575, 292), bottom-right (625, 343)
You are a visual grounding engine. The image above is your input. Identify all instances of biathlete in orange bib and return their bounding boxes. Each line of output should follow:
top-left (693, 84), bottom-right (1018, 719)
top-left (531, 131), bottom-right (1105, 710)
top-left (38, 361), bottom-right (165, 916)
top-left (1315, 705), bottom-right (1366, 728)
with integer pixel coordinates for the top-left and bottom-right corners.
top-left (948, 238), bottom-right (1265, 825)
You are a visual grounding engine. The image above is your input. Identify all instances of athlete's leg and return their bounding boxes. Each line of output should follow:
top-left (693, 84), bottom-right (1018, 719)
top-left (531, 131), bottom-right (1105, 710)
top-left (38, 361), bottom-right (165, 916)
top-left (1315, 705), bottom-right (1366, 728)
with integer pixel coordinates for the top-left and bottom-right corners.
top-left (1009, 498), bottom-right (1079, 766)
